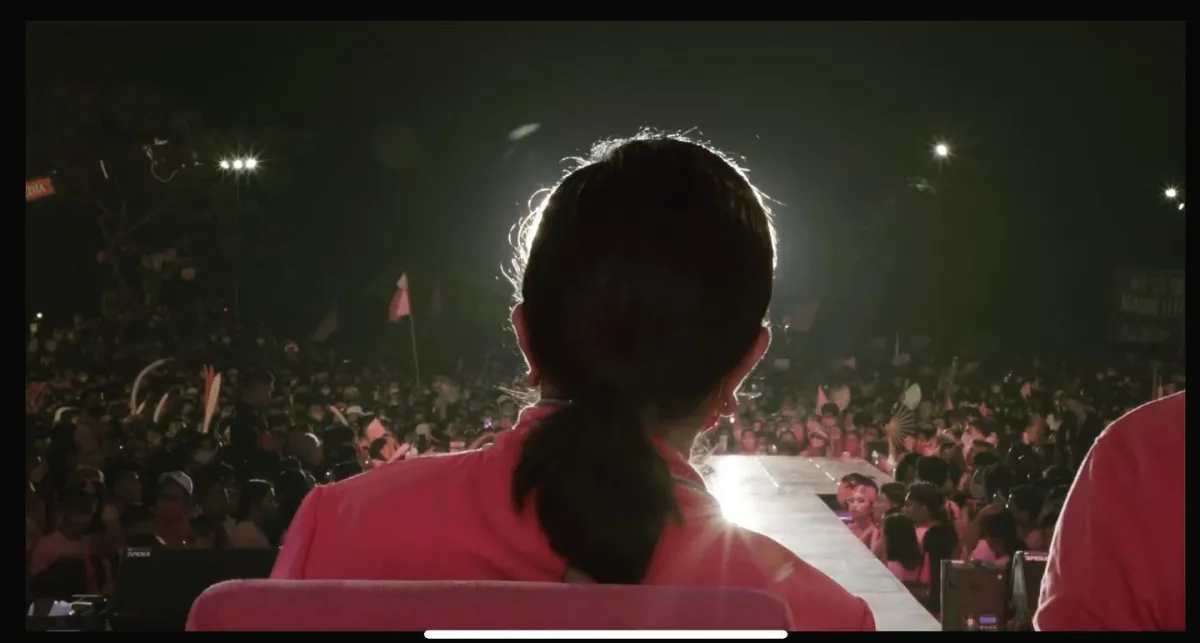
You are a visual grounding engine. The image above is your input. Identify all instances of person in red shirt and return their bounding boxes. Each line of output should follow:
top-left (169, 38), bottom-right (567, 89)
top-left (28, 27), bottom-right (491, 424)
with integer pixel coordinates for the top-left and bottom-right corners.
top-left (1035, 392), bottom-right (1185, 631)
top-left (273, 133), bottom-right (875, 630)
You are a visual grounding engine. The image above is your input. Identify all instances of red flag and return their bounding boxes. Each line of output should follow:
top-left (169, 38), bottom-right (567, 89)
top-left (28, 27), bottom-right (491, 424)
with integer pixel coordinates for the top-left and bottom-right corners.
top-left (388, 274), bottom-right (411, 322)
top-left (816, 386), bottom-right (830, 410)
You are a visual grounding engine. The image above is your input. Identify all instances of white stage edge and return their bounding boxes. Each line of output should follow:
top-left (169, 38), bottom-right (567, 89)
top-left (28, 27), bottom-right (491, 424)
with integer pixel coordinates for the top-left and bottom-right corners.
top-left (704, 456), bottom-right (940, 632)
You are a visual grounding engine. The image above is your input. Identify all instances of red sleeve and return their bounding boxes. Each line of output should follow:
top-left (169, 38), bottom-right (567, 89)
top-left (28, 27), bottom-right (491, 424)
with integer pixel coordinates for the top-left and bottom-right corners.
top-left (1033, 432), bottom-right (1150, 631)
top-left (855, 597), bottom-right (877, 631)
top-left (270, 485), bottom-right (324, 579)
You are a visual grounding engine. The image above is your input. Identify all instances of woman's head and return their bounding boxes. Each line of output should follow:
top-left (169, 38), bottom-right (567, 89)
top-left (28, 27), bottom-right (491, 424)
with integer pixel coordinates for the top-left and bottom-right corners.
top-left (875, 482), bottom-right (908, 522)
top-left (980, 509), bottom-right (1022, 558)
top-left (882, 513), bottom-right (923, 571)
top-left (511, 133), bottom-right (775, 441)
top-left (510, 133), bottom-right (775, 584)
top-left (904, 482), bottom-right (947, 526)
top-left (235, 479), bottom-right (277, 523)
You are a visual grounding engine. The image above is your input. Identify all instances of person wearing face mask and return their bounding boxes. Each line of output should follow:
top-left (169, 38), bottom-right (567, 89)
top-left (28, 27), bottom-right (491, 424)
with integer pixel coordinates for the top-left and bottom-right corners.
top-left (152, 472), bottom-right (194, 549)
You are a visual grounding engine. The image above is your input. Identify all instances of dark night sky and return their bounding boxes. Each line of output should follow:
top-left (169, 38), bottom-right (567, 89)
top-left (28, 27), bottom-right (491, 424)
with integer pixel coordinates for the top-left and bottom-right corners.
top-left (26, 22), bottom-right (1185, 350)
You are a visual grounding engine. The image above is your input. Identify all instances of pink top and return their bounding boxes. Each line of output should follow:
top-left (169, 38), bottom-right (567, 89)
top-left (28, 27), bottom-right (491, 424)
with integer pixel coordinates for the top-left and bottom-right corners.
top-left (1035, 392), bottom-right (1186, 632)
top-left (274, 404), bottom-right (875, 630)
top-left (886, 560), bottom-right (922, 583)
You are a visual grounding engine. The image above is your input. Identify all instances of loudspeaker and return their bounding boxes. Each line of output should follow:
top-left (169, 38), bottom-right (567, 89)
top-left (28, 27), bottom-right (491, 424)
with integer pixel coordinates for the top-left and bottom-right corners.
top-left (940, 560), bottom-right (1008, 631)
top-left (1010, 550), bottom-right (1048, 630)
top-left (29, 555), bottom-right (116, 602)
top-left (110, 547), bottom-right (278, 631)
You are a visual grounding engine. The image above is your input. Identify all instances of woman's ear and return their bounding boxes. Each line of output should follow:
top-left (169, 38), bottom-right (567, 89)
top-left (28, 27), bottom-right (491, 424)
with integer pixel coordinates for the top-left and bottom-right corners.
top-left (511, 304), bottom-right (541, 387)
top-left (718, 328), bottom-right (771, 415)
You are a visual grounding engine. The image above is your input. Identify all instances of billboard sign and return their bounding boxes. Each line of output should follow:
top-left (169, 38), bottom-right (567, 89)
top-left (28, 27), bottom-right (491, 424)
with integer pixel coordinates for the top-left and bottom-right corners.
top-left (1112, 268), bottom-right (1185, 344)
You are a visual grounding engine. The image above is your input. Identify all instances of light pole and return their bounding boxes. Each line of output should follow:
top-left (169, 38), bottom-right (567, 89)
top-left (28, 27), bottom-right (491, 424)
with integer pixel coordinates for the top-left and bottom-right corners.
top-left (218, 156), bottom-right (258, 319)
top-left (929, 141), bottom-right (952, 352)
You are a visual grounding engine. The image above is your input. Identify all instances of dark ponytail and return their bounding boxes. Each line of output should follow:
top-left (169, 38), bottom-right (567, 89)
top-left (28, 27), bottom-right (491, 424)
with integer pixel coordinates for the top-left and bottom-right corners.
top-left (512, 399), bottom-right (681, 584)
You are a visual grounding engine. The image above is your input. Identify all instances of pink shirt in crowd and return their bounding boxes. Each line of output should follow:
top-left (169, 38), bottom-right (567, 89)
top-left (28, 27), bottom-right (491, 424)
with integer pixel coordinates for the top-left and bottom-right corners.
top-left (1035, 392), bottom-right (1186, 632)
top-left (274, 404), bottom-right (876, 630)
top-left (886, 560), bottom-right (921, 583)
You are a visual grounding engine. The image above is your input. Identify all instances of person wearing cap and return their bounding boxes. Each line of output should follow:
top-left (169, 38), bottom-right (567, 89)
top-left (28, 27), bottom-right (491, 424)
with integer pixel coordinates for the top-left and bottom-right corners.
top-left (152, 471), bottom-right (194, 549)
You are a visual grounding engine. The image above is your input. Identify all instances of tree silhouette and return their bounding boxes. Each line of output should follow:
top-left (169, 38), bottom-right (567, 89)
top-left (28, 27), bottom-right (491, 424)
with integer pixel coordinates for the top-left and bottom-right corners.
top-left (25, 82), bottom-right (307, 316)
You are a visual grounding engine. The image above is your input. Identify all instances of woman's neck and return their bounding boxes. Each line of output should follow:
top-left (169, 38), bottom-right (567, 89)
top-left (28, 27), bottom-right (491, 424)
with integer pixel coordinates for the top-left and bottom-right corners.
top-left (852, 514), bottom-right (874, 528)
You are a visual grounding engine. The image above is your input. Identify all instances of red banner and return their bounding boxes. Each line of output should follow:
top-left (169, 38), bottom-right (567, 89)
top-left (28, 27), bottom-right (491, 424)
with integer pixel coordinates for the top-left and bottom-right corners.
top-left (26, 177), bottom-right (55, 202)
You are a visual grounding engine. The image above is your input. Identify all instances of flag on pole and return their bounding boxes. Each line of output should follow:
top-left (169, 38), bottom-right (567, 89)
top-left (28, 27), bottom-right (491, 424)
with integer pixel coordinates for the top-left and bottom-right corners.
top-left (310, 303), bottom-right (340, 342)
top-left (816, 386), bottom-right (830, 410)
top-left (388, 274), bottom-right (412, 322)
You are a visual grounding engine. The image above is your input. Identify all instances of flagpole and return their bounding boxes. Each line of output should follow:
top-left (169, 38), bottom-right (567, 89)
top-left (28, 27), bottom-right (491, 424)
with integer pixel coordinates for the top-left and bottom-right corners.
top-left (409, 309), bottom-right (422, 384)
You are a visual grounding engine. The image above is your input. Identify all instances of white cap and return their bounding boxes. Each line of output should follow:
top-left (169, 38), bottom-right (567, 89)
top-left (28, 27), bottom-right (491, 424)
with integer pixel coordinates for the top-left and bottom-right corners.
top-left (157, 471), bottom-right (194, 497)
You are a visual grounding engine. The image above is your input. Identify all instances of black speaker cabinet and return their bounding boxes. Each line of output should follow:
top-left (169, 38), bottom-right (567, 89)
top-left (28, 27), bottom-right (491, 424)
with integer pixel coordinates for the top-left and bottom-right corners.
top-left (941, 560), bottom-right (1008, 631)
top-left (110, 547), bottom-right (278, 631)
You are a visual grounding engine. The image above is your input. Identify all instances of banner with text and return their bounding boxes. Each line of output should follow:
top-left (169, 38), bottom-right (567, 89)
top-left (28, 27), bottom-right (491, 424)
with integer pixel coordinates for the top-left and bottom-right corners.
top-left (1112, 268), bottom-right (1185, 344)
top-left (25, 177), bottom-right (55, 202)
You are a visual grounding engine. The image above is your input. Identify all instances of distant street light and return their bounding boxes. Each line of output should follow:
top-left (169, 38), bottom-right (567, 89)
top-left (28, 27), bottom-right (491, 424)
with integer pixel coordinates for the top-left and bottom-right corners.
top-left (927, 140), bottom-right (953, 350)
top-left (217, 156), bottom-right (259, 319)
top-left (1164, 187), bottom-right (1179, 200)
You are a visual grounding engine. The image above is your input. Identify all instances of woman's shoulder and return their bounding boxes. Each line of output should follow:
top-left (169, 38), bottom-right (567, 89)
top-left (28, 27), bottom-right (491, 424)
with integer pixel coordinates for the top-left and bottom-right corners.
top-left (656, 518), bottom-right (874, 630)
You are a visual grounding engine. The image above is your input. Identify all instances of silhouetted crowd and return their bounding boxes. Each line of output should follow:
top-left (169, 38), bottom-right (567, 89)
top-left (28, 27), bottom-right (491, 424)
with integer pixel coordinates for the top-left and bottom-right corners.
top-left (26, 310), bottom-right (1184, 625)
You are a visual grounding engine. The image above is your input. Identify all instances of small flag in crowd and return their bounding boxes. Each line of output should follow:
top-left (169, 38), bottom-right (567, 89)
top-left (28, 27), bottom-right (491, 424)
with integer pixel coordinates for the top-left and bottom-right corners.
top-left (388, 274), bottom-right (412, 322)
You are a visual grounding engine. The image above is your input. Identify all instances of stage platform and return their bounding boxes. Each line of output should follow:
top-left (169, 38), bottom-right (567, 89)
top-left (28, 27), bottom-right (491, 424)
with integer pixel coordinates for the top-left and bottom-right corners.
top-left (704, 456), bottom-right (940, 631)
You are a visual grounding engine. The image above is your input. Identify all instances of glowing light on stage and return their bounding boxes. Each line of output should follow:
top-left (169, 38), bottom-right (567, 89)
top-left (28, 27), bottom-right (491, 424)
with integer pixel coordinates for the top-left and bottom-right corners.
top-left (706, 457), bottom-right (764, 531)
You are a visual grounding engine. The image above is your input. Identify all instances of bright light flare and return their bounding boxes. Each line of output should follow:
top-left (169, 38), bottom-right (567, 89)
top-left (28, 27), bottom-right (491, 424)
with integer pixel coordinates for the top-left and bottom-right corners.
top-left (1164, 187), bottom-right (1179, 200)
top-left (933, 142), bottom-right (951, 159)
top-left (706, 457), bottom-right (764, 531)
top-left (218, 156), bottom-right (259, 172)
top-left (35, 312), bottom-right (43, 320)
top-left (1179, 203), bottom-right (1186, 211)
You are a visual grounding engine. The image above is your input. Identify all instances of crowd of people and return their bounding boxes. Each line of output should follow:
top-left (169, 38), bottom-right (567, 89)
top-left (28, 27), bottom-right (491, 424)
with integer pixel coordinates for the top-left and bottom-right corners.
top-left (707, 350), bottom-right (1181, 621)
top-left (25, 307), bottom-right (1183, 624)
